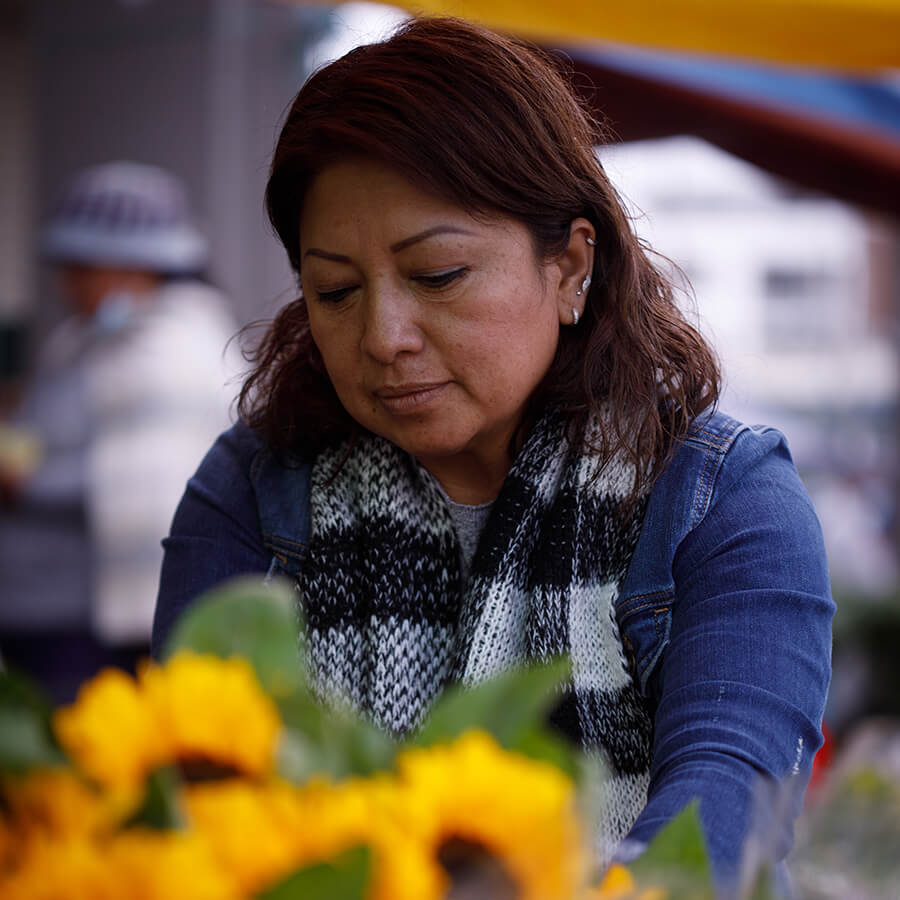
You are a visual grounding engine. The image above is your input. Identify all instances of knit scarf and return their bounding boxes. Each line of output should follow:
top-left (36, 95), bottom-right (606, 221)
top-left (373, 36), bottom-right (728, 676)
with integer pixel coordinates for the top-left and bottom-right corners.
top-left (295, 411), bottom-right (653, 854)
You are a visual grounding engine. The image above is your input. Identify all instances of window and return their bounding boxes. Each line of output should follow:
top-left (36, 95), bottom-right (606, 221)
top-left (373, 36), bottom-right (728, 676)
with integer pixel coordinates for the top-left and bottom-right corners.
top-left (763, 266), bottom-right (845, 351)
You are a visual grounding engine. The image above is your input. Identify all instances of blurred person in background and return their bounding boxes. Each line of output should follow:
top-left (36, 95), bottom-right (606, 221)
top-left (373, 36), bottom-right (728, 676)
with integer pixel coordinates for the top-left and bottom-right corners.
top-left (0, 161), bottom-right (240, 701)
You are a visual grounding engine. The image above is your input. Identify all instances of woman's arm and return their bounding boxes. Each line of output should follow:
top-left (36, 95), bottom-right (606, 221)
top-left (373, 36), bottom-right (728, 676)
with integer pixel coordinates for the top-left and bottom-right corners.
top-left (152, 423), bottom-right (271, 658)
top-left (627, 432), bottom-right (834, 886)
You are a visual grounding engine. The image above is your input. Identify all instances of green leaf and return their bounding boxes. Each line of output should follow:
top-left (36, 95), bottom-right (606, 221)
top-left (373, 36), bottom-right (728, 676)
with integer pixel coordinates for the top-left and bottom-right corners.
top-left (631, 802), bottom-right (713, 898)
top-left (343, 717), bottom-right (398, 776)
top-left (508, 726), bottom-right (579, 781)
top-left (276, 691), bottom-right (397, 782)
top-left (162, 576), bottom-right (306, 699)
top-left (0, 710), bottom-right (67, 771)
top-left (633, 801), bottom-right (709, 872)
top-left (122, 767), bottom-right (184, 831)
top-left (276, 726), bottom-right (336, 784)
top-left (0, 668), bottom-right (66, 771)
top-left (413, 656), bottom-right (571, 750)
top-left (255, 846), bottom-right (371, 900)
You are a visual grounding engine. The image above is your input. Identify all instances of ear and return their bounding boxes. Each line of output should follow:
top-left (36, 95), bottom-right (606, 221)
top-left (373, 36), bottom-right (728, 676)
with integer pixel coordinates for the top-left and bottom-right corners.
top-left (554, 217), bottom-right (596, 326)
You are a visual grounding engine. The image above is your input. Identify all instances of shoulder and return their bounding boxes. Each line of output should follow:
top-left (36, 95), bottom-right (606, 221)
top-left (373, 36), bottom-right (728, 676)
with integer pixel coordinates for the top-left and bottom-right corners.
top-left (192, 423), bottom-right (313, 572)
top-left (652, 408), bottom-right (799, 528)
top-left (154, 421), bottom-right (277, 656)
top-left (621, 408), bottom-right (816, 601)
top-left (193, 421), bottom-right (312, 506)
top-left (169, 421), bottom-right (271, 535)
top-left (196, 420), bottom-right (268, 483)
top-left (677, 407), bottom-right (787, 474)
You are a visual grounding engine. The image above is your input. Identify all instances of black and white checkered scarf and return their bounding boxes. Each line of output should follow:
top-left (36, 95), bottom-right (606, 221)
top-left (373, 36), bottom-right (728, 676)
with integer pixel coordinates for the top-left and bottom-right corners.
top-left (296, 410), bottom-right (653, 852)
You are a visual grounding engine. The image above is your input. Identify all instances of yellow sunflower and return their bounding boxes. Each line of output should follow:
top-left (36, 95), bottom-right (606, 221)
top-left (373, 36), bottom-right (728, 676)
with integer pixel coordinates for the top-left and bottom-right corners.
top-left (53, 667), bottom-right (164, 790)
top-left (184, 778), bottom-right (314, 894)
top-left (53, 652), bottom-right (282, 790)
top-left (139, 651), bottom-right (282, 779)
top-left (106, 828), bottom-right (239, 900)
top-left (0, 833), bottom-right (117, 900)
top-left (0, 829), bottom-right (238, 900)
top-left (1, 768), bottom-right (137, 841)
top-left (393, 731), bottom-right (588, 900)
top-left (185, 775), bottom-right (441, 900)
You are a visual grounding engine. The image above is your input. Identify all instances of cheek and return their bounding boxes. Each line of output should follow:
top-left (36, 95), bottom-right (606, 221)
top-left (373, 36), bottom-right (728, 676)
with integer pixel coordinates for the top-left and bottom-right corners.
top-left (456, 321), bottom-right (557, 402)
top-left (308, 331), bottom-right (356, 404)
top-left (309, 315), bottom-right (346, 365)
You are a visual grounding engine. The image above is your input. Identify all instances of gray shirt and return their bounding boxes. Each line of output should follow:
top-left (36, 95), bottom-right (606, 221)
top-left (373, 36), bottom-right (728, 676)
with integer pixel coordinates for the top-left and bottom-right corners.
top-left (444, 496), bottom-right (494, 582)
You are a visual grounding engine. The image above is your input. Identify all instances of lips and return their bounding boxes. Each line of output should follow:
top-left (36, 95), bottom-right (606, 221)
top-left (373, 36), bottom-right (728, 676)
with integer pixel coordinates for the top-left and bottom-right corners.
top-left (374, 382), bottom-right (448, 413)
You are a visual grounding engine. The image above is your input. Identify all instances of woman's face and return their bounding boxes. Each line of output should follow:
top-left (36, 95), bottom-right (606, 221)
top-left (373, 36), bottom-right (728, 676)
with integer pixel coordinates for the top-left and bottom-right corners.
top-left (299, 159), bottom-right (581, 501)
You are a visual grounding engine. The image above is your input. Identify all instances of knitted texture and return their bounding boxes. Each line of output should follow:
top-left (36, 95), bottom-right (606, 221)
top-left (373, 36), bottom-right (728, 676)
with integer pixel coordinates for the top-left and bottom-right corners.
top-left (296, 411), bottom-right (652, 854)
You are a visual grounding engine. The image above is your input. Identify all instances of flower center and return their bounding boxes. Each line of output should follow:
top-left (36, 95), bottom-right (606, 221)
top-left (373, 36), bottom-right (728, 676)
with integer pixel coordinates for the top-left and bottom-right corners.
top-left (438, 836), bottom-right (520, 900)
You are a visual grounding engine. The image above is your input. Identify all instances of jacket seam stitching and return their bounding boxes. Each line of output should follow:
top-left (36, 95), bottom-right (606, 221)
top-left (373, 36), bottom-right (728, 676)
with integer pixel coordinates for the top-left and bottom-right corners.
top-left (262, 532), bottom-right (309, 553)
top-left (619, 597), bottom-right (674, 619)
top-left (691, 441), bottom-right (721, 526)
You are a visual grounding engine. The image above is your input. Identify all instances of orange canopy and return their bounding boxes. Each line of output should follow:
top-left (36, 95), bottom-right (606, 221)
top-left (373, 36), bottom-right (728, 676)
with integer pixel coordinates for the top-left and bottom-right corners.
top-left (285, 1), bottom-right (900, 212)
top-left (325, 0), bottom-right (900, 71)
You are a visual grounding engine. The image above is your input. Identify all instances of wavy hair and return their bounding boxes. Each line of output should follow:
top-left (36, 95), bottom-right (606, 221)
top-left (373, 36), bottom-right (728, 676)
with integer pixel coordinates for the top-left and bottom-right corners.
top-left (240, 16), bottom-right (719, 496)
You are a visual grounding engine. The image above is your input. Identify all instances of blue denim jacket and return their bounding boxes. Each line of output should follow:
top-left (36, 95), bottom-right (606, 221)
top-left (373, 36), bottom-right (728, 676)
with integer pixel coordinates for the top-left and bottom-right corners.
top-left (154, 410), bottom-right (833, 890)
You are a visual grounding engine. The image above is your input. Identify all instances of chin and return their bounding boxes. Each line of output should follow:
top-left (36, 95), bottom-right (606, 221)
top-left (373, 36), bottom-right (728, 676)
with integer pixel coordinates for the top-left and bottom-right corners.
top-left (381, 427), bottom-right (473, 462)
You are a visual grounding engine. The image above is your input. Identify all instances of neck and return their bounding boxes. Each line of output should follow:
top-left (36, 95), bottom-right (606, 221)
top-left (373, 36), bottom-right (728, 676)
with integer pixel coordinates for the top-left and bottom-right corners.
top-left (418, 452), bottom-right (510, 505)
top-left (415, 415), bottom-right (538, 505)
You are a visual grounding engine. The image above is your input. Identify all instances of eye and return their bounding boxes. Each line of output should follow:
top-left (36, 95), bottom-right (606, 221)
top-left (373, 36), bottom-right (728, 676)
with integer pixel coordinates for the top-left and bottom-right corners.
top-left (314, 286), bottom-right (356, 305)
top-left (414, 267), bottom-right (468, 290)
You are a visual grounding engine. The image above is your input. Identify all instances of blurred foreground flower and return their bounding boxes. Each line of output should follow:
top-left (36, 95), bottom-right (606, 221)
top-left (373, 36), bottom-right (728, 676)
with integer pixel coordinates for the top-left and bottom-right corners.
top-left (54, 652), bottom-right (282, 790)
top-left (587, 863), bottom-right (667, 900)
top-left (396, 731), bottom-right (586, 900)
top-left (1, 828), bottom-right (236, 900)
top-left (184, 774), bottom-right (439, 900)
top-left (0, 577), bottom-right (695, 899)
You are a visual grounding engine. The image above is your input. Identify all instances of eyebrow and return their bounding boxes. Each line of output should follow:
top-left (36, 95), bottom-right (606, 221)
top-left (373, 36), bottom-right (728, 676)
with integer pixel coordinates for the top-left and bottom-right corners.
top-left (303, 225), bottom-right (475, 262)
top-left (390, 225), bottom-right (475, 253)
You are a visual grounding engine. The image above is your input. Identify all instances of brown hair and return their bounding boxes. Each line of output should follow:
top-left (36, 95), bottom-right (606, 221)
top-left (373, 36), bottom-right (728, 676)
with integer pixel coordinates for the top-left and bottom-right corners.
top-left (240, 16), bottom-right (719, 494)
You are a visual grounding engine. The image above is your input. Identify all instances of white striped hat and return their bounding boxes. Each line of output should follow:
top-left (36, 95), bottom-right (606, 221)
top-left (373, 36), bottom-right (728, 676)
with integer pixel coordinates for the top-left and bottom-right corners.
top-left (41, 161), bottom-right (208, 274)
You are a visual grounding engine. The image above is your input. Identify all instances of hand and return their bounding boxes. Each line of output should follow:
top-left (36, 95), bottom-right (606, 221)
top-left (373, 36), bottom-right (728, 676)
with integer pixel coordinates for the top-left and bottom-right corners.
top-left (0, 424), bottom-right (42, 505)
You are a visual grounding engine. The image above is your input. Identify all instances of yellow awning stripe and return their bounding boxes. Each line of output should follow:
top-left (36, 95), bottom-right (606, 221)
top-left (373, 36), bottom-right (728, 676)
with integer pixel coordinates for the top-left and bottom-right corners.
top-left (375, 0), bottom-right (900, 70)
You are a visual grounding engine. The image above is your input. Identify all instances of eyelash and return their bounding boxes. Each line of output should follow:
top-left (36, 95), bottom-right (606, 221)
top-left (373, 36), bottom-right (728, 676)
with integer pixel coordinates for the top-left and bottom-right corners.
top-left (416, 267), bottom-right (468, 290)
top-left (313, 267), bottom-right (468, 304)
top-left (316, 287), bottom-right (353, 305)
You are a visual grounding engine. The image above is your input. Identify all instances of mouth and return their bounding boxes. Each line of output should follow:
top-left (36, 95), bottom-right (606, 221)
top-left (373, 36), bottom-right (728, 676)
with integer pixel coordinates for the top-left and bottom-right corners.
top-left (374, 382), bottom-right (448, 413)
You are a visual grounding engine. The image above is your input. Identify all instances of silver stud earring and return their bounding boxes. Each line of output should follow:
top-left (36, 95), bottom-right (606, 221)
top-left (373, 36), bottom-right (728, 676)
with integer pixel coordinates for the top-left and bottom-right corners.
top-left (571, 307), bottom-right (580, 326)
top-left (586, 236), bottom-right (597, 246)
top-left (575, 274), bottom-right (591, 296)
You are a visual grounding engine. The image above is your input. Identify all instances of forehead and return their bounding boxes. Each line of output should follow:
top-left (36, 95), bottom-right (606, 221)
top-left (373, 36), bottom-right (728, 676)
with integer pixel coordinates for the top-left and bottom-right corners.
top-left (300, 159), bottom-right (473, 239)
top-left (297, 158), bottom-right (545, 274)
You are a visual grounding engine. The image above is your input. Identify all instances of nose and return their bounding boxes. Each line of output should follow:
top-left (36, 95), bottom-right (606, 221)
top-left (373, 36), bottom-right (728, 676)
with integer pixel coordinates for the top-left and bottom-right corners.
top-left (359, 281), bottom-right (424, 364)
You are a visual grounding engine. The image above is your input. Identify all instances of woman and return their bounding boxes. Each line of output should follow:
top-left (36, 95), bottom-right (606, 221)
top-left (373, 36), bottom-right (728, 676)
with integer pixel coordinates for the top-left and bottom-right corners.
top-left (154, 17), bottom-right (833, 891)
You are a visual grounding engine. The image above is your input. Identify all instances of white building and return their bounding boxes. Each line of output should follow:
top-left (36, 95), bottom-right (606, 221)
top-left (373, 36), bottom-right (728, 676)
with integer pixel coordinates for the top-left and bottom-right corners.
top-left (600, 136), bottom-right (900, 592)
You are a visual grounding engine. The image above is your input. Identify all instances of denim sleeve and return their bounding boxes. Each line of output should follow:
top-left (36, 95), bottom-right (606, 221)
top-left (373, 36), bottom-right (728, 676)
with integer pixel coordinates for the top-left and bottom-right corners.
top-left (152, 423), bottom-right (271, 658)
top-left (626, 430), bottom-right (834, 887)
